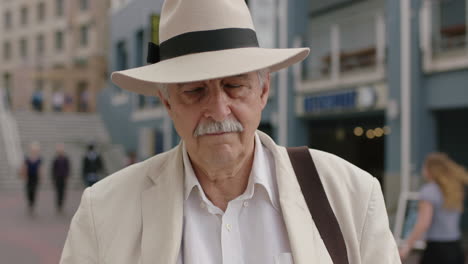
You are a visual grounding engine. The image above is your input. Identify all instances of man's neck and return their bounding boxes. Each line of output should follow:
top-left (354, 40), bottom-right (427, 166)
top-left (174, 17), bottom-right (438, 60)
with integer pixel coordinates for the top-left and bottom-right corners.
top-left (190, 147), bottom-right (255, 211)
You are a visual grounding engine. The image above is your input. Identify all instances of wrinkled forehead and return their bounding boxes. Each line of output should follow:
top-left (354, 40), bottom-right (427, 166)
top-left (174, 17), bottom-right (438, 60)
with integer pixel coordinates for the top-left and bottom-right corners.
top-left (172, 72), bottom-right (257, 88)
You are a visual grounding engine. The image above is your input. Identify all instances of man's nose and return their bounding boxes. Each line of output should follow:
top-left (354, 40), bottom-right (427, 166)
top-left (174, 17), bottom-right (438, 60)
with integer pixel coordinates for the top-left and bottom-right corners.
top-left (203, 89), bottom-right (231, 121)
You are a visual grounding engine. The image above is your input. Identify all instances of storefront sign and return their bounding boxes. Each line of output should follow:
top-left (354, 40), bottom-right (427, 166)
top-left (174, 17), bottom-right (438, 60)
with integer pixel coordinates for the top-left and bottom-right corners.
top-left (303, 87), bottom-right (377, 114)
top-left (304, 91), bottom-right (357, 113)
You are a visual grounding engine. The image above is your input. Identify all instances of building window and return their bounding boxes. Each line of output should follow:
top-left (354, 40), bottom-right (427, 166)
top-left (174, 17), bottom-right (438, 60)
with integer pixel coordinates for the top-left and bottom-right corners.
top-left (80, 25), bottom-right (89, 47)
top-left (36, 79), bottom-right (44, 90)
top-left (20, 6), bottom-right (28, 26)
top-left (138, 95), bottom-right (147, 109)
top-left (116, 40), bottom-right (128, 70)
top-left (4, 11), bottom-right (12, 30)
top-left (135, 29), bottom-right (144, 67)
top-left (3, 42), bottom-right (11, 61)
top-left (438, 0), bottom-right (466, 52)
top-left (3, 73), bottom-right (11, 88)
top-left (73, 57), bottom-right (88, 68)
top-left (77, 81), bottom-right (89, 112)
top-left (115, 40), bottom-right (127, 93)
top-left (138, 95), bottom-right (160, 109)
top-left (37, 2), bottom-right (46, 22)
top-left (80, 0), bottom-right (89, 11)
top-left (56, 0), bottom-right (64, 17)
top-left (20, 38), bottom-right (28, 58)
top-left (55, 31), bottom-right (64, 51)
top-left (36, 34), bottom-right (45, 56)
top-left (148, 96), bottom-right (160, 107)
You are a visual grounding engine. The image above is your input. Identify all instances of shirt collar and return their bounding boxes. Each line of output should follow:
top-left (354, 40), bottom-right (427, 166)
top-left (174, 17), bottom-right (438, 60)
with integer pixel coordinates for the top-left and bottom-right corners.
top-left (182, 142), bottom-right (200, 201)
top-left (182, 133), bottom-right (279, 210)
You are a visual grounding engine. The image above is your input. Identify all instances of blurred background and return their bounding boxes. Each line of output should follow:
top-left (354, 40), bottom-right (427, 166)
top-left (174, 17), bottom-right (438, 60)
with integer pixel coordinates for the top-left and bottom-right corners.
top-left (0, 0), bottom-right (466, 263)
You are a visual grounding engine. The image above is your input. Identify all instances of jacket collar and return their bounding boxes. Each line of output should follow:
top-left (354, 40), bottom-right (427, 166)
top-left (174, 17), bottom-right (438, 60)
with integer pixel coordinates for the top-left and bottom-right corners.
top-left (258, 131), bottom-right (331, 264)
top-left (141, 145), bottom-right (184, 264)
top-left (140, 132), bottom-right (329, 264)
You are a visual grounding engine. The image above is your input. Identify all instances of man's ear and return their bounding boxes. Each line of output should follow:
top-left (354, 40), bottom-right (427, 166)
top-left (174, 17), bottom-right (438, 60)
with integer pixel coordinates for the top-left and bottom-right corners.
top-left (157, 89), bottom-right (171, 111)
top-left (260, 73), bottom-right (270, 109)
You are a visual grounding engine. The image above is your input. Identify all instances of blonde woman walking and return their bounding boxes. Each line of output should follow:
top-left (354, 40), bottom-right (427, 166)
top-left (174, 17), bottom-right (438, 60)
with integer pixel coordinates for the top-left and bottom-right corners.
top-left (400, 152), bottom-right (468, 263)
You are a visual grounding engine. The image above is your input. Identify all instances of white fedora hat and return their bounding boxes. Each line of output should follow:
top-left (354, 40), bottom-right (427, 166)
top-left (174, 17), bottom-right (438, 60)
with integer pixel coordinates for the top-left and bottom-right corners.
top-left (111, 0), bottom-right (310, 96)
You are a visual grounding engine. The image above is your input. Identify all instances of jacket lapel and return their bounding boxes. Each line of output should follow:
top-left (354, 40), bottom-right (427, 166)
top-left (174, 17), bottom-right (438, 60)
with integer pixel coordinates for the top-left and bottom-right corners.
top-left (139, 133), bottom-right (331, 264)
top-left (259, 132), bottom-right (332, 264)
top-left (141, 146), bottom-right (185, 264)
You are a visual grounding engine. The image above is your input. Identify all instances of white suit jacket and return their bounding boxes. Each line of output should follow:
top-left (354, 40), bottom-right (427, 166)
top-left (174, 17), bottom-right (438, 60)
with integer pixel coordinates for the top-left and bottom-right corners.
top-left (60, 132), bottom-right (401, 264)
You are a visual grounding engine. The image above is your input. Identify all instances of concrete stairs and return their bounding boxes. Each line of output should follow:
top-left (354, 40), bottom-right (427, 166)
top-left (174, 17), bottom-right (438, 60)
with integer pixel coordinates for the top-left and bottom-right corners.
top-left (0, 111), bottom-right (126, 190)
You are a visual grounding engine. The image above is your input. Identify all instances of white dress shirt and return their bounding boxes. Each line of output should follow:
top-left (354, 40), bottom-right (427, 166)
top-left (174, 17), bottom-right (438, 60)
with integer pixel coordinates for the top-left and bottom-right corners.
top-left (180, 134), bottom-right (293, 264)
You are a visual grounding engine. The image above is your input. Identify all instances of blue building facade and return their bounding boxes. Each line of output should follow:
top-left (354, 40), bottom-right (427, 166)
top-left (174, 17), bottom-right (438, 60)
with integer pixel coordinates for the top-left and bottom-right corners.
top-left (99, 0), bottom-right (175, 161)
top-left (100, 0), bottom-right (468, 224)
top-left (297, 0), bottom-right (389, 203)
top-left (299, 0), bottom-right (468, 225)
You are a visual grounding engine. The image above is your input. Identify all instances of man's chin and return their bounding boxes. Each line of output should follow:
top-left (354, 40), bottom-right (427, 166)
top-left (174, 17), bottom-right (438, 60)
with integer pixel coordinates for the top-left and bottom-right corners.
top-left (203, 146), bottom-right (238, 164)
top-left (201, 140), bottom-right (237, 153)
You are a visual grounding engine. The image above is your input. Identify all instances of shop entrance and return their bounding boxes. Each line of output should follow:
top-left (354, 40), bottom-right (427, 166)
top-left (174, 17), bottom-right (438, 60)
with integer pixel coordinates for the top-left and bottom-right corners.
top-left (308, 115), bottom-right (386, 186)
top-left (435, 108), bottom-right (468, 236)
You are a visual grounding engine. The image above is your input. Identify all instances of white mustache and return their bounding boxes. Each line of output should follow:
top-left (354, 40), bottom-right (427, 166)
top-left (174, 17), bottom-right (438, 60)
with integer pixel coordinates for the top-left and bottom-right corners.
top-left (193, 118), bottom-right (244, 137)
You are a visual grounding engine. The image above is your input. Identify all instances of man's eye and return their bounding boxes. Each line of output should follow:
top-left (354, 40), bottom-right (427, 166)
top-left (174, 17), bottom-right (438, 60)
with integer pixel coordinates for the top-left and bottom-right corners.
top-left (225, 84), bottom-right (242, 88)
top-left (185, 87), bottom-right (205, 94)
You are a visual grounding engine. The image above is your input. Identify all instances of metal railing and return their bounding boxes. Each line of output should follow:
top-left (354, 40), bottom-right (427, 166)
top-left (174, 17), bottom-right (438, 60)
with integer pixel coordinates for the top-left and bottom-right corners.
top-left (0, 87), bottom-right (23, 172)
top-left (307, 11), bottom-right (386, 81)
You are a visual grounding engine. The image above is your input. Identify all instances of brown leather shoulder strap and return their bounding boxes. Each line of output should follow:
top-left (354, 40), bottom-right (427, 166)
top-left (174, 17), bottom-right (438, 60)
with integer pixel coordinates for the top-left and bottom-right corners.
top-left (286, 146), bottom-right (349, 264)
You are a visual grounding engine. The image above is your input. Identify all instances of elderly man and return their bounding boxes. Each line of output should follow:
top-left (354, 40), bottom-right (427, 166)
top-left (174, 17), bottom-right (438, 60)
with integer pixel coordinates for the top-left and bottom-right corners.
top-left (60, 0), bottom-right (400, 263)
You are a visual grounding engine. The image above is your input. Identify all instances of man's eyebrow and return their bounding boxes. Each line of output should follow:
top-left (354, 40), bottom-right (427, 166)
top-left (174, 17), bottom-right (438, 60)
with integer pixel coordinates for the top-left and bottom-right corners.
top-left (177, 82), bottom-right (204, 89)
top-left (225, 73), bottom-right (249, 79)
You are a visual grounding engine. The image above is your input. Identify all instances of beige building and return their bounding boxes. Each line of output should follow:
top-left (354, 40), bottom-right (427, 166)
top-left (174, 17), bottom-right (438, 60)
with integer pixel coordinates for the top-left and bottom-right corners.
top-left (0, 0), bottom-right (110, 112)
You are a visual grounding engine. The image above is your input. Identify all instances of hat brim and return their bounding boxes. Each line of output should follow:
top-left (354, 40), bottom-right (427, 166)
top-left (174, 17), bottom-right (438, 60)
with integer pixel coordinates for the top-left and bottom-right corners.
top-left (111, 47), bottom-right (309, 96)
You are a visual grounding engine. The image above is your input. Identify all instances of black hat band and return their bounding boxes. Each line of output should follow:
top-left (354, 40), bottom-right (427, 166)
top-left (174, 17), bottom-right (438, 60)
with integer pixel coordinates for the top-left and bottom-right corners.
top-left (147, 28), bottom-right (259, 64)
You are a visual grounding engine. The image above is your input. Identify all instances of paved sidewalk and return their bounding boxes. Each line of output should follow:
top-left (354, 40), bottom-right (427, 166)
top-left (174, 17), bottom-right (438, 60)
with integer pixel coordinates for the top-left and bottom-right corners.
top-left (0, 187), bottom-right (84, 264)
top-left (0, 186), bottom-right (455, 264)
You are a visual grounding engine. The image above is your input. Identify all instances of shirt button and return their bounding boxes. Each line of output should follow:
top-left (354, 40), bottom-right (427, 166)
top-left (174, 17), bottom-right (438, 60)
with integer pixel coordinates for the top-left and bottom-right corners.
top-left (226, 224), bottom-right (232, 231)
top-left (243, 201), bottom-right (249, 207)
top-left (200, 202), bottom-right (206, 209)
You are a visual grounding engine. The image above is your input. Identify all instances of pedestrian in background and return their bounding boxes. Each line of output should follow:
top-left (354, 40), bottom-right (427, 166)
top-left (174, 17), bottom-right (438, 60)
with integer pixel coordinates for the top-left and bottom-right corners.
top-left (31, 89), bottom-right (43, 112)
top-left (19, 142), bottom-right (42, 215)
top-left (51, 143), bottom-right (70, 213)
top-left (64, 92), bottom-right (73, 112)
top-left (400, 152), bottom-right (468, 263)
top-left (52, 89), bottom-right (65, 112)
top-left (82, 143), bottom-right (104, 187)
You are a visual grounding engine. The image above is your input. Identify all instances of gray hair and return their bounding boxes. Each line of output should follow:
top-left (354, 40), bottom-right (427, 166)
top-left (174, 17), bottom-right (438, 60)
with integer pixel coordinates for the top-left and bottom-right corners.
top-left (158, 68), bottom-right (269, 100)
top-left (257, 68), bottom-right (269, 88)
top-left (158, 83), bottom-right (169, 99)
